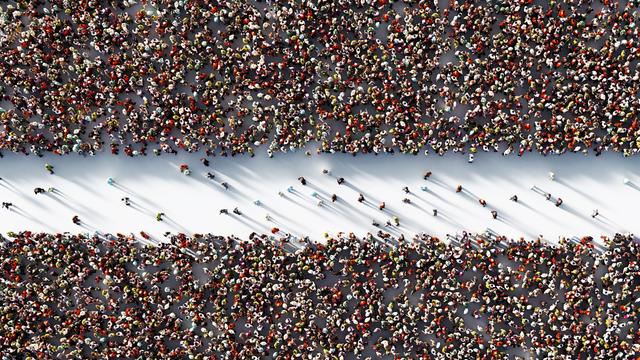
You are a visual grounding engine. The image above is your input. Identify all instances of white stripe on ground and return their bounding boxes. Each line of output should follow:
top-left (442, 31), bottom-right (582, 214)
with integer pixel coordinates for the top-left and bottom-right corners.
top-left (0, 150), bottom-right (636, 243)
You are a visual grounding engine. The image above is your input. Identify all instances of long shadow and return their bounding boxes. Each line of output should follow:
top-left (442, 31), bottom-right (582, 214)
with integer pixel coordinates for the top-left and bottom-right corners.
top-left (112, 182), bottom-right (161, 209)
top-left (54, 191), bottom-right (105, 219)
top-left (342, 181), bottom-right (380, 204)
top-left (164, 215), bottom-right (191, 235)
top-left (334, 197), bottom-right (374, 222)
top-left (0, 180), bottom-right (48, 208)
top-left (11, 206), bottom-right (55, 231)
top-left (557, 178), bottom-right (599, 204)
top-left (261, 203), bottom-right (303, 227)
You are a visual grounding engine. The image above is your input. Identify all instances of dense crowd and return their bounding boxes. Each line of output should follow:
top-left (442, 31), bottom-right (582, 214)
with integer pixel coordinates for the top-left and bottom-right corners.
top-left (1, 1), bottom-right (640, 157)
top-left (0, 231), bottom-right (638, 358)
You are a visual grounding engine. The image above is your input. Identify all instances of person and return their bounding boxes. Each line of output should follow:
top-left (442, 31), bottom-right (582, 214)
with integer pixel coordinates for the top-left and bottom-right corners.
top-left (379, 202), bottom-right (385, 210)
top-left (278, 191), bottom-right (285, 197)
top-left (358, 193), bottom-right (365, 203)
top-left (392, 216), bottom-right (400, 226)
top-left (1, 202), bottom-right (12, 210)
top-left (107, 177), bottom-right (115, 186)
top-left (423, 171), bottom-right (432, 180)
top-left (233, 207), bottom-right (242, 215)
top-left (34, 187), bottom-right (45, 195)
top-left (219, 209), bottom-right (228, 215)
top-left (206, 172), bottom-right (215, 180)
top-left (555, 198), bottom-right (563, 207)
top-left (331, 194), bottom-right (337, 202)
top-left (121, 197), bottom-right (131, 206)
top-left (156, 212), bottom-right (165, 221)
top-left (45, 164), bottom-right (54, 174)
top-left (297, 177), bottom-right (307, 185)
top-left (47, 187), bottom-right (56, 193)
top-left (254, 200), bottom-right (262, 206)
top-left (316, 200), bottom-right (324, 207)
top-left (265, 214), bottom-right (272, 221)
top-left (433, 209), bottom-right (437, 216)
top-left (311, 191), bottom-right (318, 198)
top-left (479, 199), bottom-right (487, 207)
top-left (491, 210), bottom-right (498, 219)
top-left (322, 169), bottom-right (330, 175)
top-left (72, 215), bottom-right (80, 225)
top-left (592, 209), bottom-right (599, 218)
top-left (287, 186), bottom-right (295, 193)
top-left (200, 157), bottom-right (210, 166)
top-left (420, 186), bottom-right (428, 192)
top-left (221, 182), bottom-right (229, 190)
top-left (456, 185), bottom-right (462, 193)
top-left (510, 195), bottom-right (518, 202)
top-left (549, 172), bottom-right (555, 181)
top-left (372, 220), bottom-right (380, 227)
top-left (468, 154), bottom-right (474, 163)
top-left (337, 177), bottom-right (345, 185)
top-left (402, 198), bottom-right (411, 204)
top-left (402, 186), bottom-right (410, 194)
top-left (545, 193), bottom-right (552, 200)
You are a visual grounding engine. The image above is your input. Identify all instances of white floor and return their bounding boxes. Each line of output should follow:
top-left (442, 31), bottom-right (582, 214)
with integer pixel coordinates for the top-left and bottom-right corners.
top-left (0, 150), bottom-right (637, 244)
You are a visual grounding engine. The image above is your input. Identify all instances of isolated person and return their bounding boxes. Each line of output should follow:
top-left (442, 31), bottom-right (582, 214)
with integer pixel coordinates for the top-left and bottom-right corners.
top-left (156, 212), bottom-right (165, 221)
top-left (72, 215), bottom-right (81, 225)
top-left (121, 197), bottom-right (131, 206)
top-left (219, 209), bottom-right (229, 215)
top-left (297, 177), bottom-right (307, 185)
top-left (34, 187), bottom-right (45, 195)
top-left (555, 198), bottom-right (563, 207)
top-left (510, 195), bottom-right (518, 202)
top-left (491, 210), bottom-right (498, 219)
top-left (45, 163), bottom-right (54, 174)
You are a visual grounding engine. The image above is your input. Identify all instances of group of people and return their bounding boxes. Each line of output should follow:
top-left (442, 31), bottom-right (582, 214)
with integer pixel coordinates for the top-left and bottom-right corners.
top-left (0, 231), bottom-right (637, 358)
top-left (1, 1), bottom-right (640, 157)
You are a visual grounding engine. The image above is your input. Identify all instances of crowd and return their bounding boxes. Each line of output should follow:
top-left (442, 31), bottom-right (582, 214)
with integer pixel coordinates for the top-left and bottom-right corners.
top-left (0, 231), bottom-right (638, 358)
top-left (1, 1), bottom-right (640, 157)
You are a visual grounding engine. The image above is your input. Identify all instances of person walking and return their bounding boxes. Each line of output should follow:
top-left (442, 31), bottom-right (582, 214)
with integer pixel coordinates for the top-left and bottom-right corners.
top-left (297, 177), bottom-right (307, 185)
top-left (45, 163), bottom-right (54, 174)
top-left (156, 212), bottom-right (165, 221)
top-left (491, 210), bottom-right (498, 219)
top-left (555, 198), bottom-right (563, 207)
top-left (510, 195), bottom-right (518, 202)
top-left (34, 187), bottom-right (45, 195)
